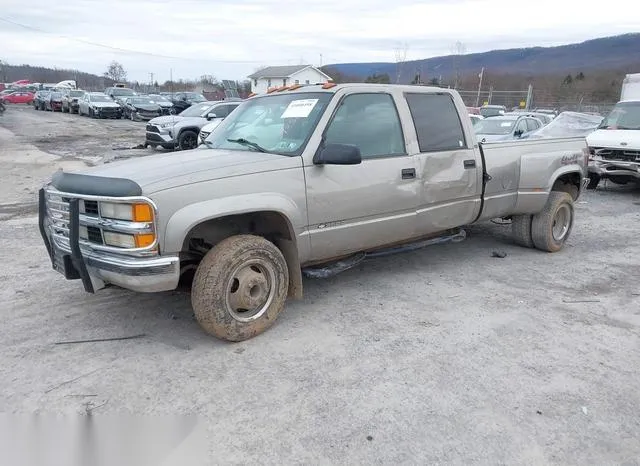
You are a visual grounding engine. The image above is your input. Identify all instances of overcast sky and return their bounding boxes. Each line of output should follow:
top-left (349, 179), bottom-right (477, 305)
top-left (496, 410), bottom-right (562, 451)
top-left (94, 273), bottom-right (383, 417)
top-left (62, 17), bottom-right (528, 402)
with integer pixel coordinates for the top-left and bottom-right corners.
top-left (0, 0), bottom-right (638, 83)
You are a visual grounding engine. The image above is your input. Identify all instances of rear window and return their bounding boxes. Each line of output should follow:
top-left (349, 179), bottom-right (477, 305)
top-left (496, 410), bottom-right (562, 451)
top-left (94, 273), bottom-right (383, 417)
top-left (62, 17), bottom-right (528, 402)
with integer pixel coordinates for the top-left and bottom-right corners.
top-left (405, 93), bottom-right (466, 152)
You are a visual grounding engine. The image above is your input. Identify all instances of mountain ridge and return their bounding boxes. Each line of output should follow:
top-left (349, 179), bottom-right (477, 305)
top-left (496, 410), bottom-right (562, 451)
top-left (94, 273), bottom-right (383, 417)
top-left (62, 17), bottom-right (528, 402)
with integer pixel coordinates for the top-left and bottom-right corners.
top-left (325, 33), bottom-right (640, 83)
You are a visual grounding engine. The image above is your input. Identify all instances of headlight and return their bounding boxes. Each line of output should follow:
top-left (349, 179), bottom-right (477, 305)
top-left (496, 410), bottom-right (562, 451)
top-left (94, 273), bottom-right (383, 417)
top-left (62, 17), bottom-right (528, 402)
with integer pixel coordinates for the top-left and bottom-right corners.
top-left (200, 131), bottom-right (210, 140)
top-left (103, 231), bottom-right (155, 248)
top-left (99, 202), bottom-right (154, 222)
top-left (158, 122), bottom-right (173, 128)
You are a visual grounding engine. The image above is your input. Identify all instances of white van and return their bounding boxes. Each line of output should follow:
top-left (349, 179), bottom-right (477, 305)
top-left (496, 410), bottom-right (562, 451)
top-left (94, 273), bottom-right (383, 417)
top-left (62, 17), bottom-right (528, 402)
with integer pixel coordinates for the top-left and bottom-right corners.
top-left (586, 73), bottom-right (640, 188)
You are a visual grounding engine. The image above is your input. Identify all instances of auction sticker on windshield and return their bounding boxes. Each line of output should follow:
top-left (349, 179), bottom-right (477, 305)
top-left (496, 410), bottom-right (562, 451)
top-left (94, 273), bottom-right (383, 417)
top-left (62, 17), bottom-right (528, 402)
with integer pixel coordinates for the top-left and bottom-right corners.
top-left (281, 99), bottom-right (318, 118)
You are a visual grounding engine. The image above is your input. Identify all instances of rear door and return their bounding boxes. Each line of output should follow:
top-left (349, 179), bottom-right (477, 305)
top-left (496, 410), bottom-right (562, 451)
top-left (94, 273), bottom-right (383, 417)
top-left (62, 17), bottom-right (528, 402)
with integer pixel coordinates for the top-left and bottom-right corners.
top-left (304, 92), bottom-right (419, 260)
top-left (404, 92), bottom-right (483, 234)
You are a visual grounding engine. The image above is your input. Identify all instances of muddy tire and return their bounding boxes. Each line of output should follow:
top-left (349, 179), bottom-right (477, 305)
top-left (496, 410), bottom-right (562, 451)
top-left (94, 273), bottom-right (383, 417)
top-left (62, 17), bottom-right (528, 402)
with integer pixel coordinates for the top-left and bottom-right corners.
top-left (531, 192), bottom-right (574, 252)
top-left (178, 130), bottom-right (198, 151)
top-left (511, 215), bottom-right (534, 248)
top-left (191, 235), bottom-right (289, 342)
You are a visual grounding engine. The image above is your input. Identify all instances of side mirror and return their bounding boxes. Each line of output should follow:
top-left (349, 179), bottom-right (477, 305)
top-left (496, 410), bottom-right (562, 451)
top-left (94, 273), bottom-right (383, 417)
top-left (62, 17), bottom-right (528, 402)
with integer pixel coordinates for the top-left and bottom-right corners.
top-left (514, 129), bottom-right (524, 137)
top-left (207, 113), bottom-right (217, 120)
top-left (313, 143), bottom-right (362, 165)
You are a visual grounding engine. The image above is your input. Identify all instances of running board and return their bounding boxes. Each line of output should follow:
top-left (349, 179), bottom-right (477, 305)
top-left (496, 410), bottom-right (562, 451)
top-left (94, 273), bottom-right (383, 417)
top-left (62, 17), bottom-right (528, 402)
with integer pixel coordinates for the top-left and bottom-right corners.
top-left (302, 228), bottom-right (466, 279)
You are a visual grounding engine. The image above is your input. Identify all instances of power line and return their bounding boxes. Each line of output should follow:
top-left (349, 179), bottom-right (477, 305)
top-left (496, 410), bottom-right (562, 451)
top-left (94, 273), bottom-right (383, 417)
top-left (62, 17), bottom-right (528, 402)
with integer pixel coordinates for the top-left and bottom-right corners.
top-left (0, 16), bottom-right (282, 64)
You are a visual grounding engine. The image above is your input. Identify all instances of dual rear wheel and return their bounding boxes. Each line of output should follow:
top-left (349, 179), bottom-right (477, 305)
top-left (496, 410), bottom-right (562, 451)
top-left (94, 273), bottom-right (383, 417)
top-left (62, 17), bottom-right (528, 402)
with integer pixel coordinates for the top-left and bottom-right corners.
top-left (512, 191), bottom-right (574, 252)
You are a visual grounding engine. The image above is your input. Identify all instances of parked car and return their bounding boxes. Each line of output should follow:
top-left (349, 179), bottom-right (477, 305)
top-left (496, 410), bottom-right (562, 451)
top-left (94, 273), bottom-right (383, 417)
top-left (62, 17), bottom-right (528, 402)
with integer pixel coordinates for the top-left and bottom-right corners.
top-left (146, 94), bottom-right (175, 114)
top-left (121, 96), bottom-right (164, 121)
top-left (166, 92), bottom-right (208, 113)
top-left (145, 100), bottom-right (242, 150)
top-left (479, 104), bottom-right (506, 118)
top-left (104, 87), bottom-right (137, 105)
top-left (2, 91), bottom-right (35, 105)
top-left (45, 92), bottom-right (64, 111)
top-left (33, 91), bottom-right (51, 110)
top-left (507, 110), bottom-right (554, 125)
top-left (62, 89), bottom-right (85, 114)
top-left (521, 111), bottom-right (603, 140)
top-left (78, 92), bottom-right (123, 119)
top-left (38, 83), bottom-right (589, 342)
top-left (474, 114), bottom-right (543, 142)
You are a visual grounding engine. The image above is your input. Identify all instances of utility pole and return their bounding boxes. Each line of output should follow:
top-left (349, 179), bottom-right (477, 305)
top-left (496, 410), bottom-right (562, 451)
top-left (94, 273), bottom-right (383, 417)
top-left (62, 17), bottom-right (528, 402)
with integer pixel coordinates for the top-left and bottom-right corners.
top-left (149, 72), bottom-right (154, 91)
top-left (475, 67), bottom-right (484, 107)
top-left (170, 68), bottom-right (173, 95)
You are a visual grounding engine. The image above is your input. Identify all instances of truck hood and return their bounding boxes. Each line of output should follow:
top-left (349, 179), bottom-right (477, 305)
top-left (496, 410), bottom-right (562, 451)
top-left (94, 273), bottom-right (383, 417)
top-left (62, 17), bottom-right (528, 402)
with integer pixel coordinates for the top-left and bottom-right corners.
top-left (77, 149), bottom-right (298, 193)
top-left (586, 129), bottom-right (640, 149)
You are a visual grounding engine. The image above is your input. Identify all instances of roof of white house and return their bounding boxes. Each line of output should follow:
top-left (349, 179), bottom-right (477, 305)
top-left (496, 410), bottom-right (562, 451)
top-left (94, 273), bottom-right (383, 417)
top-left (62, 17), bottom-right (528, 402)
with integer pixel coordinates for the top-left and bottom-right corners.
top-left (248, 65), bottom-right (332, 80)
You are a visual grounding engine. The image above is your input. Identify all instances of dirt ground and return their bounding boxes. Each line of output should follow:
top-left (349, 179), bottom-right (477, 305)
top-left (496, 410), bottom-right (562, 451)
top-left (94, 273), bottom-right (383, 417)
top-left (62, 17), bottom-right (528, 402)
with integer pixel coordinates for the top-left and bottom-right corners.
top-left (1, 104), bottom-right (640, 465)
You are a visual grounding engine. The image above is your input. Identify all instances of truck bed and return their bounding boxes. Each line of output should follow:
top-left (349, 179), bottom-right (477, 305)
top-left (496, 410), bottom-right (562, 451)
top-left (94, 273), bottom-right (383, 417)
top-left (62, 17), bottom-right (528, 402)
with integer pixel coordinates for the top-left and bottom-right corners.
top-left (478, 137), bottom-right (588, 221)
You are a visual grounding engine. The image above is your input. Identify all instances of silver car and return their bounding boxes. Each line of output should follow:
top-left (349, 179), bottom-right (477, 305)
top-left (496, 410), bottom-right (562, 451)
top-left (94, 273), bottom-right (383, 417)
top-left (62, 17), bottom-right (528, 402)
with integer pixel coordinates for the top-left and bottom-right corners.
top-left (474, 114), bottom-right (543, 142)
top-left (145, 100), bottom-right (242, 150)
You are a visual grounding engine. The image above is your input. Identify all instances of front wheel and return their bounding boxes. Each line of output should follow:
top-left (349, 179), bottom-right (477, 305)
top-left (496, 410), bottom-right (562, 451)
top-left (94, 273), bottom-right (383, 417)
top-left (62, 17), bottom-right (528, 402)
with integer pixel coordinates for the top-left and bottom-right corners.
top-left (178, 130), bottom-right (198, 150)
top-left (191, 235), bottom-right (289, 342)
top-left (531, 192), bottom-right (574, 252)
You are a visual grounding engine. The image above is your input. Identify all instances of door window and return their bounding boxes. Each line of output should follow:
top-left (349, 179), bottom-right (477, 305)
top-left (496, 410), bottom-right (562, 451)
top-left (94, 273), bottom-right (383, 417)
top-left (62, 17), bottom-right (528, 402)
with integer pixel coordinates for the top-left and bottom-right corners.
top-left (526, 118), bottom-right (540, 132)
top-left (323, 93), bottom-right (405, 159)
top-left (515, 119), bottom-right (529, 134)
top-left (405, 93), bottom-right (466, 152)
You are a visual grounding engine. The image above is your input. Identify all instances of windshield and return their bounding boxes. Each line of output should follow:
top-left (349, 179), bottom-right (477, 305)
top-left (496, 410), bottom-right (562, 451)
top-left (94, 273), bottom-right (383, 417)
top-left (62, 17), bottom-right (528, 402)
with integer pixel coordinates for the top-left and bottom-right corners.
top-left (599, 102), bottom-right (640, 130)
top-left (526, 112), bottom-right (603, 138)
top-left (90, 94), bottom-right (111, 102)
top-left (50, 92), bottom-right (62, 98)
top-left (474, 118), bottom-right (517, 135)
top-left (130, 97), bottom-right (155, 105)
top-left (480, 107), bottom-right (505, 117)
top-left (184, 92), bottom-right (206, 102)
top-left (179, 103), bottom-right (217, 117)
top-left (204, 92), bottom-right (332, 156)
top-left (148, 95), bottom-right (170, 103)
top-left (112, 88), bottom-right (135, 97)
top-left (69, 90), bottom-right (84, 97)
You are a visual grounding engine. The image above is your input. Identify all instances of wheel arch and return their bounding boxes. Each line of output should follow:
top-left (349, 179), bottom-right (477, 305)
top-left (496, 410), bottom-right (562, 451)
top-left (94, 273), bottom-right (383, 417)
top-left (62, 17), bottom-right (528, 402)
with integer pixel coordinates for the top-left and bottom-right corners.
top-left (551, 170), bottom-right (581, 200)
top-left (164, 195), bottom-right (305, 299)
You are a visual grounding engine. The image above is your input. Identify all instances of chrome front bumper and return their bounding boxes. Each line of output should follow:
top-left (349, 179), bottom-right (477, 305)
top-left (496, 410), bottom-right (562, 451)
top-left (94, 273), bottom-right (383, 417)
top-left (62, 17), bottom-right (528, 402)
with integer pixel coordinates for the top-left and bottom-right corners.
top-left (38, 189), bottom-right (180, 293)
top-left (589, 159), bottom-right (640, 180)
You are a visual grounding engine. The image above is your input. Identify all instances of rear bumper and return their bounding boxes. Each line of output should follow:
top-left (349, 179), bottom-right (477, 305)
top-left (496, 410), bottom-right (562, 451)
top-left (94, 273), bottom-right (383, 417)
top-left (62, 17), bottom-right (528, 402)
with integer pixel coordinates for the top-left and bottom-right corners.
top-left (38, 189), bottom-right (180, 293)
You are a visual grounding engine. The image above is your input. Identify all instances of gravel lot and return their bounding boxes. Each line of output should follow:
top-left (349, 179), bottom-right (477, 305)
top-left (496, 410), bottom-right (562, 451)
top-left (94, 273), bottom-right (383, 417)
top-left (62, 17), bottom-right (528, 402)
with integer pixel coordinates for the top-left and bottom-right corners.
top-left (1, 104), bottom-right (640, 465)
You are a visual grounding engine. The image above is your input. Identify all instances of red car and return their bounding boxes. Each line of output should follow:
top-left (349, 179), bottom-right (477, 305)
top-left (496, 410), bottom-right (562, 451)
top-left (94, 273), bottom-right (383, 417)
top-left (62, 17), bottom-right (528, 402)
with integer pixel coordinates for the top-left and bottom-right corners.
top-left (2, 91), bottom-right (35, 104)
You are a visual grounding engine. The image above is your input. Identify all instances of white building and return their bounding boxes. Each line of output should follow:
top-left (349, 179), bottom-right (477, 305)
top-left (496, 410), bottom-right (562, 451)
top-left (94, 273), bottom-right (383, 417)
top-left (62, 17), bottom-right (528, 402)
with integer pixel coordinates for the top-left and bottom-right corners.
top-left (248, 65), bottom-right (333, 94)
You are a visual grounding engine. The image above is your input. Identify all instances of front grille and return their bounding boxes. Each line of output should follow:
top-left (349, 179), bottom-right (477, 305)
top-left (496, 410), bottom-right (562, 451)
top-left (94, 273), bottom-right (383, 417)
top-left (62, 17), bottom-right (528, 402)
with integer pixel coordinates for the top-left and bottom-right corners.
top-left (45, 193), bottom-right (105, 247)
top-left (595, 148), bottom-right (640, 162)
top-left (146, 133), bottom-right (165, 143)
top-left (44, 190), bottom-right (155, 252)
top-left (146, 124), bottom-right (160, 133)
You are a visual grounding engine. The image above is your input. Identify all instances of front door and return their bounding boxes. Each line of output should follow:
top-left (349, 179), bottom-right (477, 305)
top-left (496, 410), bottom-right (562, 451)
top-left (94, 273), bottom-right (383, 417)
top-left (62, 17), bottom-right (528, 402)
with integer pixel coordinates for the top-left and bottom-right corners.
top-left (304, 92), bottom-right (419, 261)
top-left (403, 92), bottom-right (483, 234)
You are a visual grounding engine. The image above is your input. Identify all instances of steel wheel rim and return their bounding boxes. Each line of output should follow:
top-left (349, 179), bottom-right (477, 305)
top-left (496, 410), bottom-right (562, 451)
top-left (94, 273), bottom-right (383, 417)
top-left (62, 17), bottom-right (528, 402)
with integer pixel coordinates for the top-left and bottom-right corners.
top-left (225, 258), bottom-right (276, 322)
top-left (552, 204), bottom-right (571, 241)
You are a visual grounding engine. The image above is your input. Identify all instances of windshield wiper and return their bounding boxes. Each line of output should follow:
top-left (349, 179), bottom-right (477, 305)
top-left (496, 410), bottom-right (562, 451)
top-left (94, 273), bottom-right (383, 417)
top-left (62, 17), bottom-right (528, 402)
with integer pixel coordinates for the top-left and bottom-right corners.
top-left (227, 138), bottom-right (269, 153)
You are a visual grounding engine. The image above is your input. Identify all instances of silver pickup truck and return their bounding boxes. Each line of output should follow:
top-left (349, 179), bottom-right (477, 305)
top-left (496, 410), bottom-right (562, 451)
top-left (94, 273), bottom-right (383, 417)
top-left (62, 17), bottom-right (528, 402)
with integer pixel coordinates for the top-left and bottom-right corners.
top-left (39, 83), bottom-right (589, 341)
